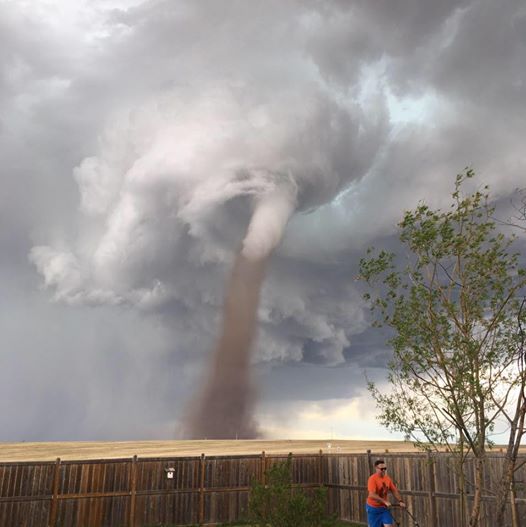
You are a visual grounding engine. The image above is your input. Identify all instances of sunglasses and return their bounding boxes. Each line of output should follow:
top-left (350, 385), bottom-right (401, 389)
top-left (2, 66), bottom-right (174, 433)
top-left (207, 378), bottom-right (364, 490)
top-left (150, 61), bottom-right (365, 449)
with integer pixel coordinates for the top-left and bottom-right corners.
top-left (378, 467), bottom-right (387, 471)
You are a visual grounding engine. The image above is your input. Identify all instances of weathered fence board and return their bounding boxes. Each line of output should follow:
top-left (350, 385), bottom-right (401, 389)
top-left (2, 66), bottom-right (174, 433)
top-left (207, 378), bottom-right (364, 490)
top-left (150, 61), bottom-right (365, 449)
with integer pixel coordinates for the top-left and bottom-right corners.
top-left (136, 492), bottom-right (198, 526)
top-left (1, 451), bottom-right (525, 526)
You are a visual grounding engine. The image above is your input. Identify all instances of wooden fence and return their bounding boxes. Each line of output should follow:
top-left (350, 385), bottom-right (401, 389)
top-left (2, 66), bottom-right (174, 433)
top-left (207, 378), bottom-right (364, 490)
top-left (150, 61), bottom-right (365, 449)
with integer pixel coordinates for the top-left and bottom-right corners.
top-left (1, 451), bottom-right (525, 526)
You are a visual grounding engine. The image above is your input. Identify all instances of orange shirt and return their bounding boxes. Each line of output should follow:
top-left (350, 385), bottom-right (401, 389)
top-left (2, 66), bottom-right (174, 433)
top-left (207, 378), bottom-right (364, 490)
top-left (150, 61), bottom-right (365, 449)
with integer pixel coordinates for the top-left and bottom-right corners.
top-left (367, 473), bottom-right (397, 507)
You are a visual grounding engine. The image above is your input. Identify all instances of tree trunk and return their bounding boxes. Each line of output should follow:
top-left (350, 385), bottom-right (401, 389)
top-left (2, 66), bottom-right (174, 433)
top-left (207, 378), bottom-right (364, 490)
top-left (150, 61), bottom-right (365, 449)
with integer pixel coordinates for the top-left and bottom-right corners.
top-left (457, 436), bottom-right (467, 527)
top-left (468, 456), bottom-right (484, 527)
top-left (494, 457), bottom-right (519, 527)
top-left (495, 391), bottom-right (525, 526)
top-left (458, 463), bottom-right (467, 527)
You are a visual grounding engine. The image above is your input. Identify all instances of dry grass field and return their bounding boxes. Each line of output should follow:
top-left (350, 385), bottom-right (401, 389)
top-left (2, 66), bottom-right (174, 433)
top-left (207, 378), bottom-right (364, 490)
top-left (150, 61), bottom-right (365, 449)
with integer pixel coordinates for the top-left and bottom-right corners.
top-left (0, 439), bottom-right (421, 462)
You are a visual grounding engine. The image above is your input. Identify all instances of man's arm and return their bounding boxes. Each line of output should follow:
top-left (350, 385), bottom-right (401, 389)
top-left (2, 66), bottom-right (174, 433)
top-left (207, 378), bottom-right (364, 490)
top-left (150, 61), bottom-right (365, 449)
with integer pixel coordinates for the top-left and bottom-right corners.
top-left (389, 481), bottom-right (406, 508)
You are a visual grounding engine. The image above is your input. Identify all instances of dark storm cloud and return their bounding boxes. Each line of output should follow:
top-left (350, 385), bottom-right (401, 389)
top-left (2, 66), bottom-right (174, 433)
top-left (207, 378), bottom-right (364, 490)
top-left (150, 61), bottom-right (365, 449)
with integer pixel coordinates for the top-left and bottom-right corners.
top-left (1, 0), bottom-right (525, 440)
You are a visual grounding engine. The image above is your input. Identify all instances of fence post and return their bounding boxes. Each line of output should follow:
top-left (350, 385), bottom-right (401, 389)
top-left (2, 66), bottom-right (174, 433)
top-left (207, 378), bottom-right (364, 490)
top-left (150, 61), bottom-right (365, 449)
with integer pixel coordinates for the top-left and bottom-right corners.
top-left (48, 457), bottom-right (61, 527)
top-left (427, 451), bottom-right (437, 525)
top-left (260, 451), bottom-right (266, 485)
top-left (366, 449), bottom-right (373, 474)
top-left (129, 455), bottom-right (137, 527)
top-left (289, 452), bottom-right (294, 497)
top-left (319, 449), bottom-right (323, 486)
top-left (199, 453), bottom-right (206, 525)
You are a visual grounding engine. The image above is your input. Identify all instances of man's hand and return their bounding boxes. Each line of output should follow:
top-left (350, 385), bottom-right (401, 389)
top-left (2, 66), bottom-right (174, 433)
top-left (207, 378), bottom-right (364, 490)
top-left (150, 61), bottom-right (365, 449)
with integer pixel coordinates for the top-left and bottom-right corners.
top-left (384, 500), bottom-right (391, 507)
top-left (398, 500), bottom-right (406, 509)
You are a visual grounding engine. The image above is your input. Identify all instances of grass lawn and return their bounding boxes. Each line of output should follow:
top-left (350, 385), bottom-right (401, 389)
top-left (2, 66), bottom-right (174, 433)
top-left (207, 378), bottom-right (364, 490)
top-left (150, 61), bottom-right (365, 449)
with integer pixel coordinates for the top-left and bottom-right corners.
top-left (152, 522), bottom-right (366, 527)
top-left (212, 523), bottom-right (365, 527)
top-left (152, 521), bottom-right (365, 527)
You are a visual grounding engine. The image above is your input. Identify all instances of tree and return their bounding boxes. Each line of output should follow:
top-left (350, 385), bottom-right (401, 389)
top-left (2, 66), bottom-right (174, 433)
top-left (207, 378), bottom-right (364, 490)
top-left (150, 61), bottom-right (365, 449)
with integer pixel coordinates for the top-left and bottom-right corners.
top-left (359, 170), bottom-right (526, 527)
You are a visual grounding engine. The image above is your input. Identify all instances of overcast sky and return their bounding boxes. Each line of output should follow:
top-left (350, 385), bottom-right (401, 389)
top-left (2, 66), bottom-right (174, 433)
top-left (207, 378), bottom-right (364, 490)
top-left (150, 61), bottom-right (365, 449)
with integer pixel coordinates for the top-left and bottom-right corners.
top-left (1, 0), bottom-right (526, 442)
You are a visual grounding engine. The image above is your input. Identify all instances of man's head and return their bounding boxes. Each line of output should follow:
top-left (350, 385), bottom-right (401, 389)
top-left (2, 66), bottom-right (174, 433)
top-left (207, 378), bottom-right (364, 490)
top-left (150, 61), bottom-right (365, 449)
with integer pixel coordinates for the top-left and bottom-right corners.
top-left (374, 459), bottom-right (387, 477)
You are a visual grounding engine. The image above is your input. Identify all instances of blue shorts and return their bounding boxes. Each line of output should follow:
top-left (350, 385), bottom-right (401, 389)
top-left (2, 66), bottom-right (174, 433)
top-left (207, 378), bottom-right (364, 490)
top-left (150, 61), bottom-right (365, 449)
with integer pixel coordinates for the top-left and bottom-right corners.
top-left (366, 504), bottom-right (394, 527)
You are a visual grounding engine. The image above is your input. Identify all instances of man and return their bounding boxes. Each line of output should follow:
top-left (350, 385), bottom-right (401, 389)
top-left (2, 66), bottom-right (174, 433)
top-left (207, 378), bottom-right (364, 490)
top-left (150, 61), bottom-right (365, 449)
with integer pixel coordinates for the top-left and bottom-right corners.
top-left (366, 459), bottom-right (406, 527)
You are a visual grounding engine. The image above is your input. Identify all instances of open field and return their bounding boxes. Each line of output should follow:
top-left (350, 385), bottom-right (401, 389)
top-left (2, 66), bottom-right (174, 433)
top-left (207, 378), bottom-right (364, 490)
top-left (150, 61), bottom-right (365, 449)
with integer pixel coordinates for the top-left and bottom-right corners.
top-left (0, 439), bottom-right (422, 462)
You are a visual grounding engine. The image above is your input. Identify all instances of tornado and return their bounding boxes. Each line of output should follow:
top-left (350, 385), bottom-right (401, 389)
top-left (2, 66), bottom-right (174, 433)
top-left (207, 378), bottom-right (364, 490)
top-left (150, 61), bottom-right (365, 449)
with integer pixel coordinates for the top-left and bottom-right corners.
top-left (187, 184), bottom-right (296, 439)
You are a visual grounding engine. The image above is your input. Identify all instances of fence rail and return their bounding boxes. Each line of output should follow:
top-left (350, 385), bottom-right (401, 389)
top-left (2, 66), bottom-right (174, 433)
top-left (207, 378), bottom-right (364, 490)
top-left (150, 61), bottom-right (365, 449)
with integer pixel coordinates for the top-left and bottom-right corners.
top-left (0, 450), bottom-right (525, 526)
